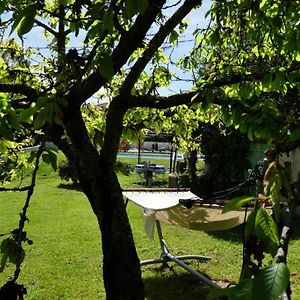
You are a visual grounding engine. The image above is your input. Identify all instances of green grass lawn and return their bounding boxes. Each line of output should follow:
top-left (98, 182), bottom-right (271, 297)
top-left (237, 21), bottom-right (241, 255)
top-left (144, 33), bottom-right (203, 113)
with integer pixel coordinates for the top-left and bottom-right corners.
top-left (0, 155), bottom-right (299, 299)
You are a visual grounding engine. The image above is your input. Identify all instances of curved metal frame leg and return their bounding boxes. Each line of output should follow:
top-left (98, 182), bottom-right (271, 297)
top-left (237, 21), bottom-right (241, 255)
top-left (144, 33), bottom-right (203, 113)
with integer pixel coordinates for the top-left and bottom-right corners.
top-left (140, 220), bottom-right (217, 288)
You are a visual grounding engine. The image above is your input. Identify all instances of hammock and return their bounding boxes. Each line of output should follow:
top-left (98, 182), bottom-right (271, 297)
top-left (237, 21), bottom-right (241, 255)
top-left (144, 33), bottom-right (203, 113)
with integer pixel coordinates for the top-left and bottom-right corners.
top-left (123, 188), bottom-right (250, 289)
top-left (123, 188), bottom-right (249, 237)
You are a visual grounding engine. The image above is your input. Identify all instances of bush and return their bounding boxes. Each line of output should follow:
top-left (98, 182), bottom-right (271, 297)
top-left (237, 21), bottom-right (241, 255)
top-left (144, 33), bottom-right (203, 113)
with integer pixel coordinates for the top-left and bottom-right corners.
top-left (178, 124), bottom-right (251, 197)
top-left (0, 155), bottom-right (21, 184)
top-left (58, 160), bottom-right (78, 183)
top-left (58, 159), bottom-right (131, 183)
top-left (115, 161), bottom-right (131, 176)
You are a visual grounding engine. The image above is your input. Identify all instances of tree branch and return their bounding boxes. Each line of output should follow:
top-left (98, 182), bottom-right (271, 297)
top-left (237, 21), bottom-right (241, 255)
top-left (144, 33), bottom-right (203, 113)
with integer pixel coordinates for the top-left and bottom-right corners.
top-left (0, 83), bottom-right (38, 99)
top-left (277, 179), bottom-right (300, 300)
top-left (0, 186), bottom-right (31, 192)
top-left (34, 19), bottom-right (58, 36)
top-left (131, 59), bottom-right (300, 109)
top-left (66, 0), bottom-right (167, 106)
top-left (127, 91), bottom-right (200, 109)
top-left (120, 0), bottom-right (200, 95)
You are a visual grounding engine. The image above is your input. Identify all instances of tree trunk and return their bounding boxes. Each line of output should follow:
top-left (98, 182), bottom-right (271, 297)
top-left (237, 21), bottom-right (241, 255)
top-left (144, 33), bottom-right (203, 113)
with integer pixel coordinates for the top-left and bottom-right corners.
top-left (61, 149), bottom-right (145, 300)
top-left (53, 103), bottom-right (145, 299)
top-left (96, 172), bottom-right (144, 300)
top-left (189, 149), bottom-right (198, 187)
top-left (76, 165), bottom-right (144, 300)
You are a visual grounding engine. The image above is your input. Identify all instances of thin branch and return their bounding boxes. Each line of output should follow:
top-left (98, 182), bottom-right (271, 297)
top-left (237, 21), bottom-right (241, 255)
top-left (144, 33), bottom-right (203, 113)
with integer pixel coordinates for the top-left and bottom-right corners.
top-left (127, 91), bottom-right (200, 109)
top-left (120, 0), bottom-right (200, 96)
top-left (0, 186), bottom-right (31, 192)
top-left (163, 0), bottom-right (182, 10)
top-left (66, 0), bottom-right (167, 106)
top-left (13, 141), bottom-right (45, 282)
top-left (277, 179), bottom-right (300, 300)
top-left (57, 4), bottom-right (67, 74)
top-left (34, 19), bottom-right (57, 37)
top-left (0, 83), bottom-right (38, 99)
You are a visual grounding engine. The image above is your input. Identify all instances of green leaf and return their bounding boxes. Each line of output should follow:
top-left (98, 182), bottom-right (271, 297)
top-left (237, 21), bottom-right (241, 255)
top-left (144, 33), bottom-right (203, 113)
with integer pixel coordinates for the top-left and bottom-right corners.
top-left (269, 173), bottom-right (281, 222)
top-left (253, 263), bottom-right (289, 300)
top-left (87, 22), bottom-right (102, 40)
top-left (19, 106), bottom-right (36, 123)
top-left (9, 14), bottom-right (23, 36)
top-left (228, 279), bottom-right (253, 300)
top-left (265, 4), bottom-right (279, 18)
top-left (288, 128), bottom-right (300, 142)
top-left (0, 118), bottom-right (13, 140)
top-left (125, 0), bottom-right (148, 18)
top-left (259, 0), bottom-right (269, 11)
top-left (237, 0), bottom-right (251, 8)
top-left (207, 287), bottom-right (229, 300)
top-left (244, 209), bottom-right (257, 238)
top-left (28, 151), bottom-right (36, 163)
top-left (103, 9), bottom-right (114, 34)
top-left (255, 208), bottom-right (279, 256)
top-left (33, 108), bottom-right (47, 129)
top-left (99, 53), bottom-right (114, 80)
top-left (169, 30), bottom-right (179, 44)
top-left (69, 21), bottom-right (80, 36)
top-left (17, 4), bottom-right (38, 37)
top-left (239, 83), bottom-right (253, 100)
top-left (7, 111), bottom-right (20, 130)
top-left (205, 8), bottom-right (212, 19)
top-left (0, 2), bottom-right (6, 15)
top-left (208, 279), bottom-right (253, 300)
top-left (232, 105), bottom-right (242, 123)
top-left (222, 196), bottom-right (254, 213)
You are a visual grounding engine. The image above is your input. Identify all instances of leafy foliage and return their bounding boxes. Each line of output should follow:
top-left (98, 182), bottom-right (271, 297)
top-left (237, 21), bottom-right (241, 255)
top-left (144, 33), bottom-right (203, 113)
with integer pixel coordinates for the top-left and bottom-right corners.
top-left (222, 196), bottom-right (255, 213)
top-left (189, 124), bottom-right (250, 195)
top-left (255, 208), bottom-right (279, 256)
top-left (0, 0), bottom-right (299, 298)
top-left (209, 263), bottom-right (289, 300)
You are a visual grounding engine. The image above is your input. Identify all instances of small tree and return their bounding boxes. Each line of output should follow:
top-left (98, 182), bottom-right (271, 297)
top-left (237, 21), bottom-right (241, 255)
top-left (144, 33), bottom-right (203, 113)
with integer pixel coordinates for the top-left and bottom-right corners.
top-left (0, 0), bottom-right (299, 299)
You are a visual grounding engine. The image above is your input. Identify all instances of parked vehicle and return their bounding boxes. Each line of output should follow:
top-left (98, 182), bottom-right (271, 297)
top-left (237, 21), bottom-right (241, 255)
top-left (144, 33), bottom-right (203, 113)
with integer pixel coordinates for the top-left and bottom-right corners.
top-left (134, 163), bottom-right (166, 174)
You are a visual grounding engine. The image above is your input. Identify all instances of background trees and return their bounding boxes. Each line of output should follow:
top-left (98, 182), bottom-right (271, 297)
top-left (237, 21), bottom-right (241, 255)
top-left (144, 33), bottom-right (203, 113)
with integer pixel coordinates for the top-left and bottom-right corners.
top-left (0, 0), bottom-right (299, 299)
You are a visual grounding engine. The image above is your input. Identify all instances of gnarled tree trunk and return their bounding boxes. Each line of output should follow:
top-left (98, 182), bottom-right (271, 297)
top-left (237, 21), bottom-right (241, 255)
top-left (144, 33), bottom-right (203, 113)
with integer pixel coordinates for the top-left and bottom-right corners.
top-left (50, 100), bottom-right (144, 299)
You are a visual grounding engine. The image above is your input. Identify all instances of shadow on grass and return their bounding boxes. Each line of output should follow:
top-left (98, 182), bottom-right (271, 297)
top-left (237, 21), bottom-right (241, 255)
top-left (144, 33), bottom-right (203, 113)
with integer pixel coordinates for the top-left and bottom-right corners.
top-left (206, 224), bottom-right (244, 243)
top-left (290, 218), bottom-right (300, 240)
top-left (143, 266), bottom-right (212, 300)
top-left (57, 182), bottom-right (82, 191)
top-left (131, 179), bottom-right (168, 187)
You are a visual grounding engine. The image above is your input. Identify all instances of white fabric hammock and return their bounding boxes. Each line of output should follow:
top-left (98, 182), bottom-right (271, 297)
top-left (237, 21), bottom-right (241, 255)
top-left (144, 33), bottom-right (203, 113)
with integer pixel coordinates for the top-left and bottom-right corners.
top-left (123, 188), bottom-right (249, 289)
top-left (123, 189), bottom-right (248, 238)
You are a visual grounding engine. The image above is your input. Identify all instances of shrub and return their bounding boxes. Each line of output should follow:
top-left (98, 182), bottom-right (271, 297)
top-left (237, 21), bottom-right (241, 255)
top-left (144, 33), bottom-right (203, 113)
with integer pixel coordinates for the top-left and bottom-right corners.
top-left (178, 124), bottom-right (251, 197)
top-left (58, 160), bottom-right (78, 183)
top-left (0, 156), bottom-right (15, 183)
top-left (115, 161), bottom-right (131, 176)
top-left (58, 159), bottom-right (131, 183)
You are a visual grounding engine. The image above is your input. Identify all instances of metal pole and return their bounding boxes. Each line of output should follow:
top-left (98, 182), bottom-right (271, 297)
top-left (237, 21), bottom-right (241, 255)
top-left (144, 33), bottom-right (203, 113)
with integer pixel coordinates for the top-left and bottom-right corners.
top-left (169, 145), bottom-right (173, 173)
top-left (173, 147), bottom-right (177, 173)
top-left (138, 139), bottom-right (141, 164)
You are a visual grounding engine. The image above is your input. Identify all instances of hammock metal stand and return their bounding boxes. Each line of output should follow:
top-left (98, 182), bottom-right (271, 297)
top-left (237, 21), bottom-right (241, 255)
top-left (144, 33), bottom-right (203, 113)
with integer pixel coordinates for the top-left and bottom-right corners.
top-left (141, 219), bottom-right (218, 288)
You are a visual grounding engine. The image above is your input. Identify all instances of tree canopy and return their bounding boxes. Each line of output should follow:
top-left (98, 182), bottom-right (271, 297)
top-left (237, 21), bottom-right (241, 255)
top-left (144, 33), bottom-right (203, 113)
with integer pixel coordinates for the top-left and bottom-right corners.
top-left (0, 0), bottom-right (299, 299)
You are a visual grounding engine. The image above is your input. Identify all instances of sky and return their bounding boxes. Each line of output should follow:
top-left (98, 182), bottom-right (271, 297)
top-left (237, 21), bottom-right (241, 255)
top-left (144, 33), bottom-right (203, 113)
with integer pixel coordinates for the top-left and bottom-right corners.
top-left (160, 0), bottom-right (211, 94)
